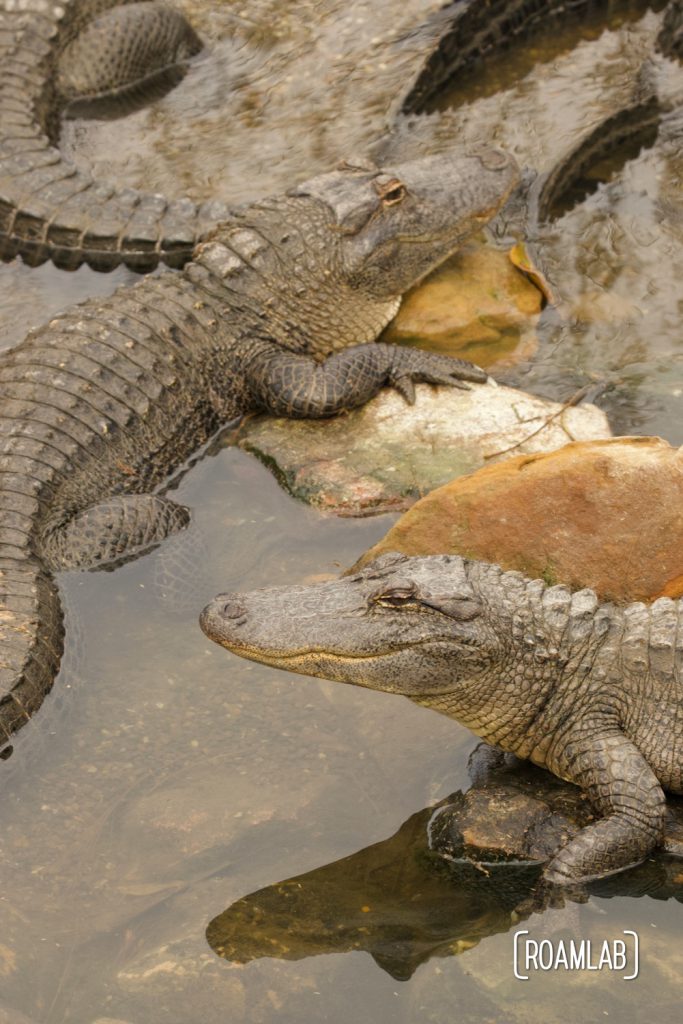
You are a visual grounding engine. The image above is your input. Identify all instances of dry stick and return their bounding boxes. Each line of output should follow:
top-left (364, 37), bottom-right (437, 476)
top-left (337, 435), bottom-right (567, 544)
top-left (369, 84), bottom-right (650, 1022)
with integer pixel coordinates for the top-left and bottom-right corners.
top-left (483, 381), bottom-right (609, 461)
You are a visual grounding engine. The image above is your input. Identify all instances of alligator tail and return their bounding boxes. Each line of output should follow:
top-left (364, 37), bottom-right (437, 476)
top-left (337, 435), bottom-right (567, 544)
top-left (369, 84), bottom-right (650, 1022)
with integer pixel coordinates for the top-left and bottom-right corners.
top-left (658, 0), bottom-right (683, 60)
top-left (0, 549), bottom-right (63, 750)
top-left (0, 0), bottom-right (230, 271)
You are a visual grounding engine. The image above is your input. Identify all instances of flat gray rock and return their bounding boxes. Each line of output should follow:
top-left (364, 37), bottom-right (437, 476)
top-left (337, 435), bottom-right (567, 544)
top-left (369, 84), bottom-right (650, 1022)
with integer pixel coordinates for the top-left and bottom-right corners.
top-left (236, 382), bottom-right (612, 516)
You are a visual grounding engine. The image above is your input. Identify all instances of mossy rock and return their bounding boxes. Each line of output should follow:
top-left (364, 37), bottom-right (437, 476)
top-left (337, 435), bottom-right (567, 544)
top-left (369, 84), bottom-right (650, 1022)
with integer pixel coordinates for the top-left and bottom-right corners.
top-left (236, 383), bottom-right (610, 517)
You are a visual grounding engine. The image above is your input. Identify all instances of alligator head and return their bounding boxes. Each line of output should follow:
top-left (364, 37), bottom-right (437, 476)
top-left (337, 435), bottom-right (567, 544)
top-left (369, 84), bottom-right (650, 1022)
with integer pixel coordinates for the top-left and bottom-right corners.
top-left (200, 553), bottom-right (499, 700)
top-left (285, 148), bottom-right (520, 298)
top-left (197, 148), bottom-right (519, 356)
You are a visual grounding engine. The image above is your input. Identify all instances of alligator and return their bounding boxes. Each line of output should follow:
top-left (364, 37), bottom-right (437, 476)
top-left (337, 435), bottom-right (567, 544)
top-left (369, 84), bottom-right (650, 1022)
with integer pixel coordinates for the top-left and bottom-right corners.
top-left (661, 0), bottom-right (683, 57)
top-left (200, 551), bottom-right (683, 886)
top-left (383, 0), bottom-right (683, 237)
top-left (0, 0), bottom-right (230, 270)
top-left (2, 0), bottom-right (677, 271)
top-left (0, 147), bottom-right (518, 750)
top-left (400, 0), bottom-right (674, 115)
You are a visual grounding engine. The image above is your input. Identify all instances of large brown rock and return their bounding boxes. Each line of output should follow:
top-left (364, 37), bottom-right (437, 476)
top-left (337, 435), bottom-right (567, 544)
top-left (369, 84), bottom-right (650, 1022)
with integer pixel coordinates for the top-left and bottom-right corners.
top-left (382, 244), bottom-right (542, 370)
top-left (352, 436), bottom-right (683, 603)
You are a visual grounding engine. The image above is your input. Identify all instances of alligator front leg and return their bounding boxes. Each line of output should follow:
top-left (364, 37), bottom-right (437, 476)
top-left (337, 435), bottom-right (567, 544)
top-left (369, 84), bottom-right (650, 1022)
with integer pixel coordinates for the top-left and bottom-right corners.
top-left (42, 495), bottom-right (190, 572)
top-left (248, 342), bottom-right (487, 419)
top-left (544, 731), bottom-right (666, 885)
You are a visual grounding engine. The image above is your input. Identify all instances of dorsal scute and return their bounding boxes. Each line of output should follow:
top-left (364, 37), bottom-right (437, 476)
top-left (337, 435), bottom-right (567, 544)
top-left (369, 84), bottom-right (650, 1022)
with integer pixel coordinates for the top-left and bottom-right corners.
top-left (622, 601), bottom-right (650, 675)
top-left (566, 588), bottom-right (599, 644)
top-left (224, 228), bottom-right (267, 265)
top-left (648, 597), bottom-right (680, 684)
top-left (488, 567), bottom-right (539, 643)
top-left (592, 604), bottom-right (617, 640)
top-left (541, 584), bottom-right (572, 634)
top-left (193, 240), bottom-right (244, 281)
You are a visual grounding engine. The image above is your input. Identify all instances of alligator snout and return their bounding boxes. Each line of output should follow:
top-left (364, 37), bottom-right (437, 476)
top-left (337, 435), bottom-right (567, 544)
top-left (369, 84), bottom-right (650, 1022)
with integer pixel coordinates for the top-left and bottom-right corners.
top-left (218, 596), bottom-right (248, 620)
top-left (470, 145), bottom-right (516, 172)
top-left (200, 593), bottom-right (248, 643)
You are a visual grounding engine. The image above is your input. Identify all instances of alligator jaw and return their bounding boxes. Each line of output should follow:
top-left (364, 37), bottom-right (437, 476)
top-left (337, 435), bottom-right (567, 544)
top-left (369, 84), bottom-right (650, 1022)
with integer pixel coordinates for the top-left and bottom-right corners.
top-left (199, 587), bottom-right (479, 696)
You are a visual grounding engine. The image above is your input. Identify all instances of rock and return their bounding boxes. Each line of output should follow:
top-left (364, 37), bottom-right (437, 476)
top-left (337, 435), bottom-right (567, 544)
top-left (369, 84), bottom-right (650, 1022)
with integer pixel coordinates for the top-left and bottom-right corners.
top-left (92, 1019), bottom-right (138, 1024)
top-left (382, 244), bottom-right (543, 370)
top-left (432, 789), bottom-right (582, 865)
top-left (108, 762), bottom-right (324, 889)
top-left (570, 288), bottom-right (642, 325)
top-left (429, 765), bottom-right (592, 867)
top-left (0, 1005), bottom-right (39, 1024)
top-left (236, 382), bottom-right (611, 517)
top-left (352, 436), bottom-right (683, 602)
top-left (115, 939), bottom-right (246, 1017)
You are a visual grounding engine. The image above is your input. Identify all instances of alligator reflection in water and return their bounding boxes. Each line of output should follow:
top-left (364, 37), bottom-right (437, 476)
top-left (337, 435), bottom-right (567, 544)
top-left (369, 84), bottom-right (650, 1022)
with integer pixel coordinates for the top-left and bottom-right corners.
top-left (206, 760), bottom-right (683, 981)
top-left (207, 797), bottom-right (539, 982)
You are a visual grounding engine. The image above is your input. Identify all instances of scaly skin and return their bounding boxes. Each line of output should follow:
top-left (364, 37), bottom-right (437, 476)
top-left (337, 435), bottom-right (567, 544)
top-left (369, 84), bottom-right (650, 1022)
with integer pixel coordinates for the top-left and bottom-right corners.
top-left (0, 147), bottom-right (518, 749)
top-left (201, 552), bottom-right (683, 885)
top-left (659, 0), bottom-right (683, 57)
top-left (0, 0), bottom-right (228, 270)
top-left (401, 0), bottom-right (674, 113)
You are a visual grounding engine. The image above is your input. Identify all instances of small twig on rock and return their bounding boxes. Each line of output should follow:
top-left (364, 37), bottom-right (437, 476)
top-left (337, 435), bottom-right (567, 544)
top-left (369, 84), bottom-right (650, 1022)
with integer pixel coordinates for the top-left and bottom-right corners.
top-left (483, 381), bottom-right (609, 461)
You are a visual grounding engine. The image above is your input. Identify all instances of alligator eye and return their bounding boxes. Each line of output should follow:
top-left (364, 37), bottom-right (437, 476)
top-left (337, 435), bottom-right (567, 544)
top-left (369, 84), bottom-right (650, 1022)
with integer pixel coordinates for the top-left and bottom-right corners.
top-left (375, 178), bottom-right (406, 205)
top-left (372, 583), bottom-right (419, 608)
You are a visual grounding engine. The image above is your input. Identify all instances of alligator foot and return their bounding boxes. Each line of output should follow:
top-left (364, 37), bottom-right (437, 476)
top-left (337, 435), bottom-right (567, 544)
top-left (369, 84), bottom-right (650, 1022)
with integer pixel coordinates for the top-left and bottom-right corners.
top-left (544, 732), bottom-right (666, 886)
top-left (250, 340), bottom-right (487, 419)
top-left (387, 345), bottom-right (487, 405)
top-left (42, 494), bottom-right (190, 572)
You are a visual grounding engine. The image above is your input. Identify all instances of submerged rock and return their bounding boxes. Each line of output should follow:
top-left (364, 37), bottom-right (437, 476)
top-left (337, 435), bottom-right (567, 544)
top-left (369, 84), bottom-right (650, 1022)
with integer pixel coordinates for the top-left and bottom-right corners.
top-left (236, 382), bottom-right (611, 517)
top-left (0, 1006), bottom-right (39, 1024)
top-left (353, 436), bottom-right (683, 601)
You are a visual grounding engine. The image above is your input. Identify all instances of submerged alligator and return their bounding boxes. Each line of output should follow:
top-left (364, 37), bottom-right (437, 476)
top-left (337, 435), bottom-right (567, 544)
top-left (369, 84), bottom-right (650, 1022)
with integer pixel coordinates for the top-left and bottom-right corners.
top-left (0, 0), bottom-right (229, 270)
top-left (2, 0), bottom-right (679, 271)
top-left (0, 148), bottom-right (518, 748)
top-left (201, 551), bottom-right (683, 885)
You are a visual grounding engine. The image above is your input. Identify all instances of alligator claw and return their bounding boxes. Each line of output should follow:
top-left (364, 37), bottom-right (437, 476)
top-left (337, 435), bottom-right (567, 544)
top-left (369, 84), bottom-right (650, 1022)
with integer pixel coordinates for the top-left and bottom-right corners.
top-left (418, 355), bottom-right (487, 387)
top-left (423, 372), bottom-right (472, 390)
top-left (442, 375), bottom-right (472, 390)
top-left (392, 367), bottom-right (476, 401)
top-left (394, 377), bottom-right (417, 404)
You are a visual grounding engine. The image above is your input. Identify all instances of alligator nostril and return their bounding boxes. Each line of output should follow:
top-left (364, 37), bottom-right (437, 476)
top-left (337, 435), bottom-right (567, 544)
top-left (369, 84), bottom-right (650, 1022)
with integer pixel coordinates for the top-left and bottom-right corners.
top-left (221, 600), bottom-right (247, 620)
top-left (471, 145), bottom-right (511, 171)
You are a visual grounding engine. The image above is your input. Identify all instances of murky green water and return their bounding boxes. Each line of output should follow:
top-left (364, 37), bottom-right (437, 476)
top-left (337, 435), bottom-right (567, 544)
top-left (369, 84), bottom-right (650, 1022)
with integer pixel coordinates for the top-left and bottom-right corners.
top-left (1, 1), bottom-right (682, 1021)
